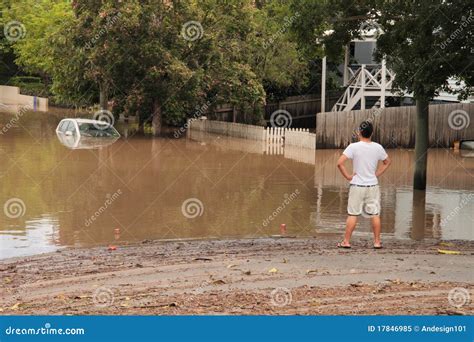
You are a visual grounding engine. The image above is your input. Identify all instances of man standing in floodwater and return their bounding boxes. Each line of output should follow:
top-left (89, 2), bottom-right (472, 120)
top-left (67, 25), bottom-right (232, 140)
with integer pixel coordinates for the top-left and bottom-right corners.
top-left (336, 121), bottom-right (391, 249)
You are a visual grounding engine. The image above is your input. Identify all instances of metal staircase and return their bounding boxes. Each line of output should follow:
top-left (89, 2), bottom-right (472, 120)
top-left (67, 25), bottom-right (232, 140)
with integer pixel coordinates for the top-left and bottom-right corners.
top-left (332, 61), bottom-right (397, 112)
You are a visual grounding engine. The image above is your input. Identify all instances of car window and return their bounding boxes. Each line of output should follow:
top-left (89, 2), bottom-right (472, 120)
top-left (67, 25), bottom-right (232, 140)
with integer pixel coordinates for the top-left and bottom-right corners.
top-left (66, 121), bottom-right (76, 135)
top-left (77, 122), bottom-right (120, 138)
top-left (58, 120), bottom-right (69, 133)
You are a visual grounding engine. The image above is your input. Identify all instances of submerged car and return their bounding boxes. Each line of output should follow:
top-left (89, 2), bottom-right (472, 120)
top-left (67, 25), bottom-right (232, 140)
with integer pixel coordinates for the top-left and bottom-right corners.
top-left (55, 118), bottom-right (120, 149)
top-left (56, 118), bottom-right (120, 138)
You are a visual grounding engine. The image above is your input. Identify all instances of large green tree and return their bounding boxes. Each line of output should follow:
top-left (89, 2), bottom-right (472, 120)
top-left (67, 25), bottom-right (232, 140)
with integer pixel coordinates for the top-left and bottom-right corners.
top-left (3, 0), bottom-right (309, 130)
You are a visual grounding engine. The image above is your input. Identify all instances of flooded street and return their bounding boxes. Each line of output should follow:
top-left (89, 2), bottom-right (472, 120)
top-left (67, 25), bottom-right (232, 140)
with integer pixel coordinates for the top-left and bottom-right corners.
top-left (0, 112), bottom-right (473, 259)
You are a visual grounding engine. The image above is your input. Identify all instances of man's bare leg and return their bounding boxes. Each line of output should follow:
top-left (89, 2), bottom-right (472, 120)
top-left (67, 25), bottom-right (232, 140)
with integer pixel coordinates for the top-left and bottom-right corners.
top-left (371, 215), bottom-right (382, 247)
top-left (342, 215), bottom-right (358, 246)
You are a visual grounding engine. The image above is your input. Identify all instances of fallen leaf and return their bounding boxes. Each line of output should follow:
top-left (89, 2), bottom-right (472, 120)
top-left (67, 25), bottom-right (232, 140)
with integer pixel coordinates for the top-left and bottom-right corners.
top-left (437, 249), bottom-right (461, 255)
top-left (212, 279), bottom-right (226, 285)
top-left (268, 268), bottom-right (278, 274)
top-left (227, 264), bottom-right (237, 269)
top-left (10, 303), bottom-right (20, 310)
top-left (306, 269), bottom-right (318, 274)
top-left (439, 242), bottom-right (454, 247)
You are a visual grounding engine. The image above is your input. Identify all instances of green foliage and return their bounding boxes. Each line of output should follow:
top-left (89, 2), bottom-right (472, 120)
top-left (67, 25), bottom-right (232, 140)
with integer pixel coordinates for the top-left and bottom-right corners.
top-left (291, 0), bottom-right (472, 101)
top-left (2, 0), bottom-right (310, 124)
top-left (374, 0), bottom-right (473, 100)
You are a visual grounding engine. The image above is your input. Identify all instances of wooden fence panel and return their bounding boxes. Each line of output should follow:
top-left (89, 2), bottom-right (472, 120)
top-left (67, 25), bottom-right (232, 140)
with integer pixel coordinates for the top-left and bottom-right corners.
top-left (188, 119), bottom-right (318, 150)
top-left (316, 103), bottom-right (473, 148)
top-left (187, 119), bottom-right (265, 141)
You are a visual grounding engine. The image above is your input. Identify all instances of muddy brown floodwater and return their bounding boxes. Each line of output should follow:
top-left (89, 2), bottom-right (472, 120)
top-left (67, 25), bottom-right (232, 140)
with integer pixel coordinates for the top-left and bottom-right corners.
top-left (0, 111), bottom-right (473, 260)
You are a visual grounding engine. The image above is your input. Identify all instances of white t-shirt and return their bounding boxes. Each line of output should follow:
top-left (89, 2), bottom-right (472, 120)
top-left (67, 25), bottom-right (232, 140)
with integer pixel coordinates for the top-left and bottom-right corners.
top-left (343, 141), bottom-right (388, 186)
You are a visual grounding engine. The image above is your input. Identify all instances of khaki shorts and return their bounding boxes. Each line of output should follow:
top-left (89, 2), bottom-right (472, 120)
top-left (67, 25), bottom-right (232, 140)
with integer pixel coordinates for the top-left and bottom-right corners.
top-left (347, 185), bottom-right (381, 216)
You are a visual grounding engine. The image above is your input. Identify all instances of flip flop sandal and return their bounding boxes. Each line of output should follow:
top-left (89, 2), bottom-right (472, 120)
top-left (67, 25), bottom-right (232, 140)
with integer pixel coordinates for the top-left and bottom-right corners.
top-left (373, 245), bottom-right (383, 249)
top-left (337, 242), bottom-right (351, 249)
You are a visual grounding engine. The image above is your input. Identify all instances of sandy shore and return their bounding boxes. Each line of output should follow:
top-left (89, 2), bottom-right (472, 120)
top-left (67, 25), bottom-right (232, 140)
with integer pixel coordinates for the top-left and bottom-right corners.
top-left (1, 237), bottom-right (473, 315)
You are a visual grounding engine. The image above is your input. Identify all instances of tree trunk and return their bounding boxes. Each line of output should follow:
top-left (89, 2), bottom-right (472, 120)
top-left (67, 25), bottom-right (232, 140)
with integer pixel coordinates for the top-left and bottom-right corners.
top-left (413, 96), bottom-right (429, 190)
top-left (99, 82), bottom-right (108, 111)
top-left (152, 99), bottom-right (162, 136)
top-left (411, 189), bottom-right (426, 240)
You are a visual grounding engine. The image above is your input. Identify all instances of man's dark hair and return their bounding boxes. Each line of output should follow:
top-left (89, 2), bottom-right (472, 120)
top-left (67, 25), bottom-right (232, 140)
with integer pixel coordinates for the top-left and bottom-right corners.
top-left (359, 121), bottom-right (373, 138)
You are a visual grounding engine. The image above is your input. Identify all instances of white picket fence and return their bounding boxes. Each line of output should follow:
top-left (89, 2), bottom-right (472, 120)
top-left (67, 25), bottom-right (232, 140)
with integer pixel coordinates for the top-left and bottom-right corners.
top-left (188, 119), bottom-right (316, 150)
top-left (284, 128), bottom-right (316, 149)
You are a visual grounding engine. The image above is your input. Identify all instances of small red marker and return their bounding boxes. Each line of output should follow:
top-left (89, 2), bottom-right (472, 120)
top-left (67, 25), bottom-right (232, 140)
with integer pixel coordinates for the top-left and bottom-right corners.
top-left (280, 224), bottom-right (287, 235)
top-left (108, 245), bottom-right (117, 251)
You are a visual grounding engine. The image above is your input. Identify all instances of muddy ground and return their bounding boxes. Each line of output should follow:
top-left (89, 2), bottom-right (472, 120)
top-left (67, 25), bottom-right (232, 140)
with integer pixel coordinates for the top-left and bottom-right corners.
top-left (1, 237), bottom-right (473, 315)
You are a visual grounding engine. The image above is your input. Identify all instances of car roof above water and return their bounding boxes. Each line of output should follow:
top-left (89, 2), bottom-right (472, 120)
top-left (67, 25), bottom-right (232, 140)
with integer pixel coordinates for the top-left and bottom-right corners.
top-left (61, 118), bottom-right (111, 125)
